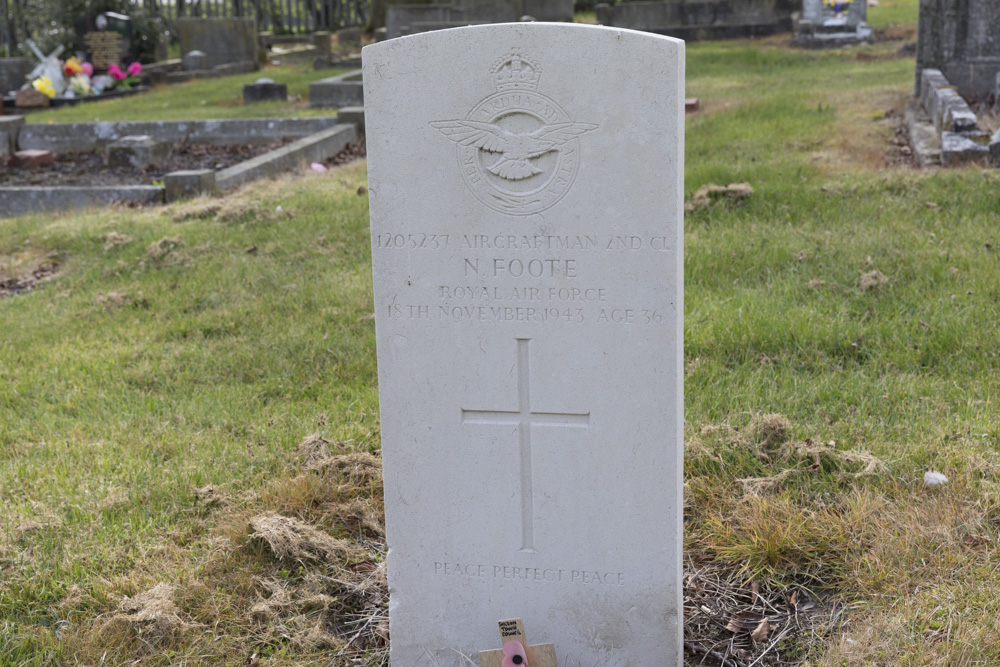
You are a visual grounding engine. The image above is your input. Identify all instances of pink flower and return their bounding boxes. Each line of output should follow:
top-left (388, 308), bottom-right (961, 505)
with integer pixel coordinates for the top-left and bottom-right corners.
top-left (501, 640), bottom-right (528, 667)
top-left (81, 62), bottom-right (93, 77)
top-left (127, 61), bottom-right (142, 77)
top-left (108, 64), bottom-right (125, 81)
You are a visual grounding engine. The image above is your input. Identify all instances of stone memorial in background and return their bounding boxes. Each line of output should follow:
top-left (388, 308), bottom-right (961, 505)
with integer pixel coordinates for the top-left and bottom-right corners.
top-left (794, 0), bottom-right (873, 48)
top-left (0, 58), bottom-right (31, 96)
top-left (915, 0), bottom-right (1000, 99)
top-left (386, 0), bottom-right (523, 40)
top-left (365, 23), bottom-right (684, 665)
top-left (595, 0), bottom-right (797, 41)
top-left (77, 12), bottom-right (135, 71)
top-left (243, 78), bottom-right (288, 104)
top-left (177, 18), bottom-right (258, 70)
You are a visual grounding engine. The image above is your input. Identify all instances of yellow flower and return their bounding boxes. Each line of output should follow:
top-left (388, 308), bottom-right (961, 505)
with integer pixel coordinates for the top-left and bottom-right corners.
top-left (63, 57), bottom-right (83, 76)
top-left (32, 75), bottom-right (56, 98)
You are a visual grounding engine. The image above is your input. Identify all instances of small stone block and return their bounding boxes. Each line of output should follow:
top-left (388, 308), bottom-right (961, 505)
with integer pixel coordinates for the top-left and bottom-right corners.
top-left (11, 149), bottom-right (53, 168)
top-left (941, 131), bottom-right (990, 167)
top-left (685, 97), bottom-right (700, 112)
top-left (0, 115), bottom-right (24, 156)
top-left (994, 71), bottom-right (1000, 114)
top-left (183, 50), bottom-right (207, 71)
top-left (164, 169), bottom-right (218, 202)
top-left (107, 135), bottom-right (171, 170)
top-left (945, 105), bottom-right (978, 133)
top-left (313, 30), bottom-right (333, 54)
top-left (243, 82), bottom-right (288, 105)
top-left (988, 128), bottom-right (1000, 167)
top-left (14, 88), bottom-right (49, 109)
top-left (337, 106), bottom-right (365, 132)
top-left (337, 27), bottom-right (361, 47)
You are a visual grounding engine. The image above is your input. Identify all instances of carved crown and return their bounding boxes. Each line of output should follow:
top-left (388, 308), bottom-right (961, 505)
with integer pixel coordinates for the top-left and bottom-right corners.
top-left (491, 53), bottom-right (541, 91)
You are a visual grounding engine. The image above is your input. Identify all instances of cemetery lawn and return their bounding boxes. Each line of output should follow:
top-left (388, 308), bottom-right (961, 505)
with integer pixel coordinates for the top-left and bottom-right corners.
top-left (4, 3), bottom-right (1000, 664)
top-left (25, 62), bottom-right (347, 124)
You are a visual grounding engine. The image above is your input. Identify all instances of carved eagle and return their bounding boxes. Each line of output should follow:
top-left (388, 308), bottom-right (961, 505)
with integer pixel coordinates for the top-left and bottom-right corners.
top-left (431, 120), bottom-right (598, 181)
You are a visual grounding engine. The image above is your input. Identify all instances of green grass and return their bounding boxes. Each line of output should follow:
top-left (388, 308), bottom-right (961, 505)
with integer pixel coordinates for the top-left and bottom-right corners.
top-left (4, 4), bottom-right (1000, 664)
top-left (26, 62), bottom-right (348, 124)
top-left (866, 0), bottom-right (920, 30)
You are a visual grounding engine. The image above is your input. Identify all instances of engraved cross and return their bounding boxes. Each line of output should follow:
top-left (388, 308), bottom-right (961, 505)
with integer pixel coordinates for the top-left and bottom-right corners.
top-left (462, 338), bottom-right (589, 553)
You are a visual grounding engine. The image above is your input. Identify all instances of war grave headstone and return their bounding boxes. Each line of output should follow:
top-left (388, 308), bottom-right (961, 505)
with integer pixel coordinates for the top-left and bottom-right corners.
top-left (794, 0), bottom-right (873, 48)
top-left (365, 23), bottom-right (684, 665)
top-left (77, 12), bottom-right (135, 72)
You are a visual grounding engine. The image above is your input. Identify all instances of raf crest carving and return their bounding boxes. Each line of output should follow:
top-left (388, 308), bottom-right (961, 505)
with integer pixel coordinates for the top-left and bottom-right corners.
top-left (432, 53), bottom-right (598, 216)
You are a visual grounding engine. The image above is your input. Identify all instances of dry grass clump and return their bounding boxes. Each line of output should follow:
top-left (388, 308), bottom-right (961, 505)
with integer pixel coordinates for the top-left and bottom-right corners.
top-left (102, 231), bottom-right (132, 249)
top-left (215, 198), bottom-right (268, 223)
top-left (171, 195), bottom-right (275, 224)
top-left (297, 432), bottom-right (339, 469)
top-left (747, 413), bottom-right (792, 452)
top-left (98, 487), bottom-right (130, 512)
top-left (860, 269), bottom-right (889, 292)
top-left (95, 289), bottom-right (148, 310)
top-left (249, 564), bottom-right (388, 652)
top-left (683, 560), bottom-right (842, 666)
top-left (9, 502), bottom-right (63, 541)
top-left (101, 583), bottom-right (196, 643)
top-left (250, 512), bottom-right (356, 564)
top-left (171, 201), bottom-right (221, 222)
top-left (145, 236), bottom-right (183, 261)
top-left (317, 452), bottom-right (384, 486)
top-left (192, 484), bottom-right (226, 508)
top-left (685, 182), bottom-right (754, 212)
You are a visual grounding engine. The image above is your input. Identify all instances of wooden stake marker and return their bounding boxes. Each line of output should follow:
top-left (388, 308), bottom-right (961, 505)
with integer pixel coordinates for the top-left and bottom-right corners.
top-left (479, 618), bottom-right (557, 667)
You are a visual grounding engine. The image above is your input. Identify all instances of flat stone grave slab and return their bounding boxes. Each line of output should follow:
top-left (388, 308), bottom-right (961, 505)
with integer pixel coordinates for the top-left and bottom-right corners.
top-left (365, 23), bottom-right (684, 666)
top-left (107, 135), bottom-right (170, 169)
top-left (243, 78), bottom-right (288, 105)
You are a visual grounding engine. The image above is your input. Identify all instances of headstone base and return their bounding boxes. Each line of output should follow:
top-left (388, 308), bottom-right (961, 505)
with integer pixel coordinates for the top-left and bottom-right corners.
top-left (941, 131), bottom-right (990, 166)
top-left (243, 81), bottom-right (288, 105)
top-left (164, 169), bottom-right (218, 202)
top-left (15, 88), bottom-right (50, 109)
top-left (0, 115), bottom-right (24, 157)
top-left (11, 149), bottom-right (54, 168)
top-left (107, 135), bottom-right (170, 169)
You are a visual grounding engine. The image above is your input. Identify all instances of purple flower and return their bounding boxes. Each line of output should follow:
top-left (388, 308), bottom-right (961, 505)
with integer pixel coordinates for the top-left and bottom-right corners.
top-left (127, 62), bottom-right (142, 77)
top-left (108, 64), bottom-right (125, 81)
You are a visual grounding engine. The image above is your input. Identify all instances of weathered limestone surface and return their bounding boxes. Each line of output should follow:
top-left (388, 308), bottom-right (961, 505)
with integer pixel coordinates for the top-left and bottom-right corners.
top-left (365, 23), bottom-right (684, 666)
top-left (107, 135), bottom-right (170, 169)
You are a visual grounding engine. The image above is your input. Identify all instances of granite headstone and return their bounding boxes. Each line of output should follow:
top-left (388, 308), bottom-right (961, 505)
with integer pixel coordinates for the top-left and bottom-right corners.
top-left (77, 12), bottom-right (134, 71)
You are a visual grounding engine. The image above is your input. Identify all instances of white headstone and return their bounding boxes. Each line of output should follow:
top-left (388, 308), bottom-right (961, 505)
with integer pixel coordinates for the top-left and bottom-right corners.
top-left (364, 23), bottom-right (684, 665)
